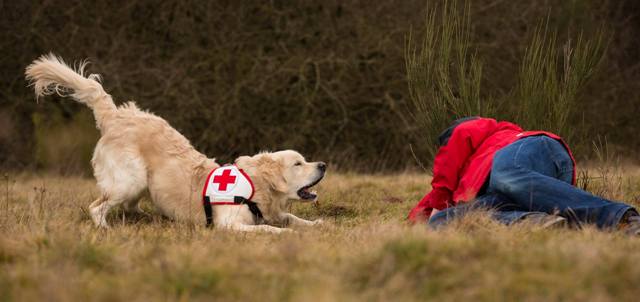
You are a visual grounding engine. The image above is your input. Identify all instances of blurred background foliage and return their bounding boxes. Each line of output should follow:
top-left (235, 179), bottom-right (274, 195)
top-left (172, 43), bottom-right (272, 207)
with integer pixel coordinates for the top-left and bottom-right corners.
top-left (406, 0), bottom-right (607, 161)
top-left (1, 0), bottom-right (639, 174)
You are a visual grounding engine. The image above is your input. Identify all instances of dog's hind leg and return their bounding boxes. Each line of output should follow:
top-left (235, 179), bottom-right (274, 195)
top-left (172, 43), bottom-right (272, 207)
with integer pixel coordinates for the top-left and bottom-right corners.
top-left (122, 197), bottom-right (145, 214)
top-left (89, 142), bottom-right (148, 228)
top-left (122, 184), bottom-right (150, 215)
top-left (90, 176), bottom-right (147, 228)
top-left (90, 196), bottom-right (128, 228)
top-left (89, 195), bottom-right (112, 227)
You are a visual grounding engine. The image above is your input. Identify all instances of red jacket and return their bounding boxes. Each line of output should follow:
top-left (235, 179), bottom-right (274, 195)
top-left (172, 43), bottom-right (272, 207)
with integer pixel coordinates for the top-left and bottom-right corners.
top-left (407, 117), bottom-right (576, 223)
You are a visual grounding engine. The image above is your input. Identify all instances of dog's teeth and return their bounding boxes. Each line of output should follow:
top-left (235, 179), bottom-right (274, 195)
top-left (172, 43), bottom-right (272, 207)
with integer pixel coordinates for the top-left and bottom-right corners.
top-left (311, 190), bottom-right (317, 195)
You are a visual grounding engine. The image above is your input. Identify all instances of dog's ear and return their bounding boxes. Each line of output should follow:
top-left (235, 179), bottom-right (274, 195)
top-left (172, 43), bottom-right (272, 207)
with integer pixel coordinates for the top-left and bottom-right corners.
top-left (256, 155), bottom-right (288, 193)
top-left (234, 156), bottom-right (252, 167)
top-left (236, 154), bottom-right (288, 193)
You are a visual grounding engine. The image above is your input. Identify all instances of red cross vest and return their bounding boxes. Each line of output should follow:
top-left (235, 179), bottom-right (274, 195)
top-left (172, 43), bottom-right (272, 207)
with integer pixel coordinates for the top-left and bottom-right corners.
top-left (202, 166), bottom-right (255, 205)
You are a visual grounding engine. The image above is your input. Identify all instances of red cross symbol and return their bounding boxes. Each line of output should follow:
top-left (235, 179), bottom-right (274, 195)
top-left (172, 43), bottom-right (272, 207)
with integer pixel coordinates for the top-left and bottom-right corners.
top-left (213, 169), bottom-right (237, 191)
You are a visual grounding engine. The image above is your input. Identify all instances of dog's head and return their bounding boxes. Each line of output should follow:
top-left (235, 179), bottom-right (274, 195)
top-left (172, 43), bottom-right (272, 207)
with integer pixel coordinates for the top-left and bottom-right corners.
top-left (235, 150), bottom-right (326, 202)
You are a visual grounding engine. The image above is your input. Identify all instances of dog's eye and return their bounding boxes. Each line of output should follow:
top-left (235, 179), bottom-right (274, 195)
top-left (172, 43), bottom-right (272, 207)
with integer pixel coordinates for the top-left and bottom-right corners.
top-left (294, 162), bottom-right (302, 166)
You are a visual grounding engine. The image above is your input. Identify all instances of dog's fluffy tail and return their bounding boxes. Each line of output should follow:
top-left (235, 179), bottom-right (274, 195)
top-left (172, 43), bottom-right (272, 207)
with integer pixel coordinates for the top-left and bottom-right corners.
top-left (25, 53), bottom-right (117, 130)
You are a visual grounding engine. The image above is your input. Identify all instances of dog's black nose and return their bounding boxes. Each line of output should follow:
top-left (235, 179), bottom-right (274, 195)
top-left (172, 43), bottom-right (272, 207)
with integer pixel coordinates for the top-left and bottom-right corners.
top-left (317, 162), bottom-right (327, 172)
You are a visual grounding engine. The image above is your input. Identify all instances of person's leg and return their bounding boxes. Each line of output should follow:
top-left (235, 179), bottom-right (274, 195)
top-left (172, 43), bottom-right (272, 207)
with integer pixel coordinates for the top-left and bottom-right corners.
top-left (428, 193), bottom-right (561, 228)
top-left (488, 136), bottom-right (635, 229)
top-left (427, 203), bottom-right (475, 228)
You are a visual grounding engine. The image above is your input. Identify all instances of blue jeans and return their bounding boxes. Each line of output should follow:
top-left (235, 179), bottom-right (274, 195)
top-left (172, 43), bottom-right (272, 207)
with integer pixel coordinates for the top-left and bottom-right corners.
top-left (429, 136), bottom-right (635, 229)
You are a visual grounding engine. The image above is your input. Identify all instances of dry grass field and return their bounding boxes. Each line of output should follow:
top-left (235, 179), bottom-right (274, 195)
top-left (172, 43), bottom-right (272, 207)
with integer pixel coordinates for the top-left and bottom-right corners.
top-left (1, 166), bottom-right (640, 301)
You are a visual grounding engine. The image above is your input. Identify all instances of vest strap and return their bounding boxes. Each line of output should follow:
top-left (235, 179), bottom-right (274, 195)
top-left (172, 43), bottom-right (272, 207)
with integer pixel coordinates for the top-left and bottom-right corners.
top-left (203, 196), bottom-right (264, 227)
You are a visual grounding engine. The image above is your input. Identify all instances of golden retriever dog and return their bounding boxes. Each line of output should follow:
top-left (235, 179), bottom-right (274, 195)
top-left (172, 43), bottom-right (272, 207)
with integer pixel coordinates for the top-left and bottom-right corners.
top-left (25, 54), bottom-right (325, 233)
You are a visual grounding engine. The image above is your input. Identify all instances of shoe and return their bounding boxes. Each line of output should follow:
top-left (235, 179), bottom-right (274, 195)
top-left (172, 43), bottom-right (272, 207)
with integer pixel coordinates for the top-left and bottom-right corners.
top-left (620, 215), bottom-right (640, 236)
top-left (519, 213), bottom-right (567, 229)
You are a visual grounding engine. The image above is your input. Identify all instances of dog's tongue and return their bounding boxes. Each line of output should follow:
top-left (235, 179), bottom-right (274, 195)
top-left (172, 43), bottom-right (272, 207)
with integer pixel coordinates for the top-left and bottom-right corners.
top-left (298, 186), bottom-right (318, 201)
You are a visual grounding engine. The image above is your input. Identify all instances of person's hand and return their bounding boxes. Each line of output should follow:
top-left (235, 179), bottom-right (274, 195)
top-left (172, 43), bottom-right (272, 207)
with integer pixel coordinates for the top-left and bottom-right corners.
top-left (429, 208), bottom-right (440, 220)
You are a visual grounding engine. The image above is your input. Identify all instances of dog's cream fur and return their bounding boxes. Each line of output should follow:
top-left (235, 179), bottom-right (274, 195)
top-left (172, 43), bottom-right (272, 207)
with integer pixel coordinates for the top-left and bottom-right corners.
top-left (25, 54), bottom-right (325, 233)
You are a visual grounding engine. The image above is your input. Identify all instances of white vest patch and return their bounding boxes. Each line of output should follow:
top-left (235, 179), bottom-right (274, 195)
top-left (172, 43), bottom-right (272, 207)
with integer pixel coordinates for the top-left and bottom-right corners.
top-left (203, 166), bottom-right (254, 204)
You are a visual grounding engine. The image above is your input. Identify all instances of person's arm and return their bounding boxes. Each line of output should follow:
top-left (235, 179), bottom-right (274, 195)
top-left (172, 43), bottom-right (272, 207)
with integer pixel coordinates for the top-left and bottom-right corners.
top-left (408, 118), bottom-right (498, 223)
top-left (407, 188), bottom-right (450, 222)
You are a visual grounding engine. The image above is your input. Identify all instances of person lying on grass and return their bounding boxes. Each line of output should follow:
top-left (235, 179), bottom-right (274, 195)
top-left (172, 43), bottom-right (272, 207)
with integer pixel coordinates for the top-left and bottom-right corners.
top-left (408, 117), bottom-right (640, 234)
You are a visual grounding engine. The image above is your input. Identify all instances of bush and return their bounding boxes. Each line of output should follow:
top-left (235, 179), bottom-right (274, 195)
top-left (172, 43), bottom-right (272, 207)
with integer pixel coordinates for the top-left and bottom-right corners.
top-left (406, 0), bottom-right (492, 160)
top-left (513, 24), bottom-right (606, 146)
top-left (406, 0), bottom-right (607, 164)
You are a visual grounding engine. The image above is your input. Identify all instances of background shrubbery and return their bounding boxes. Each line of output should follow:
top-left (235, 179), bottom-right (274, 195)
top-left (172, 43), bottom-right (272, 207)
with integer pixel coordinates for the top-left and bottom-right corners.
top-left (406, 1), bottom-right (607, 160)
top-left (2, 0), bottom-right (640, 173)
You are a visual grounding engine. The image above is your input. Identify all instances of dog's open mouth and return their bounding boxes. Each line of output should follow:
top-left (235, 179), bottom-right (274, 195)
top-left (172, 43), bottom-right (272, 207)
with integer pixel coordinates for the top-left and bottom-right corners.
top-left (297, 175), bottom-right (324, 201)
